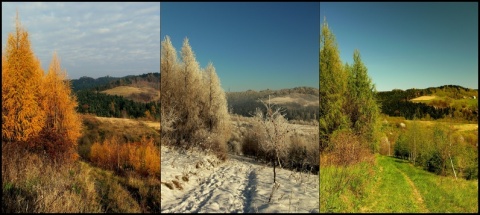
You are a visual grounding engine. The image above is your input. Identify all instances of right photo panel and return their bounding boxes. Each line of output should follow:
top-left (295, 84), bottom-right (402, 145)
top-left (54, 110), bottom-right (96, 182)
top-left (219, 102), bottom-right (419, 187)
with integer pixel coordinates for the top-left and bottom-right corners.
top-left (319, 2), bottom-right (478, 213)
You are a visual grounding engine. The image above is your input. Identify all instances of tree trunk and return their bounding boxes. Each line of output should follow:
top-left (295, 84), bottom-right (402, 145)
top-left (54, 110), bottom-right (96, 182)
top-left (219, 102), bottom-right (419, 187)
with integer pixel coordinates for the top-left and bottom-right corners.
top-left (273, 158), bottom-right (276, 184)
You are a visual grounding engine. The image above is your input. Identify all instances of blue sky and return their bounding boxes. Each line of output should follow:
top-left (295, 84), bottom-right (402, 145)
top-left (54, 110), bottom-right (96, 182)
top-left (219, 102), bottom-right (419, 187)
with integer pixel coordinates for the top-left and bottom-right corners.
top-left (2, 2), bottom-right (160, 79)
top-left (320, 2), bottom-right (478, 92)
top-left (161, 2), bottom-right (319, 92)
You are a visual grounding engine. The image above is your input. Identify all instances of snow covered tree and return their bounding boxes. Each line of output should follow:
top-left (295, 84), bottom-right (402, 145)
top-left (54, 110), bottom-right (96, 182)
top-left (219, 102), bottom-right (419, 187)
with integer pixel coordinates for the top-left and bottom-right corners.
top-left (204, 62), bottom-right (231, 145)
top-left (160, 36), bottom-right (230, 158)
top-left (178, 37), bottom-right (204, 145)
top-left (253, 98), bottom-right (291, 185)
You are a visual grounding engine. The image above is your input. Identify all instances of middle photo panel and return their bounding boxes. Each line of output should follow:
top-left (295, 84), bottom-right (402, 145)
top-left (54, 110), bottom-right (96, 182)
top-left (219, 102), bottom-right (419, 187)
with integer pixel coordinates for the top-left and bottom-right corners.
top-left (160, 2), bottom-right (320, 213)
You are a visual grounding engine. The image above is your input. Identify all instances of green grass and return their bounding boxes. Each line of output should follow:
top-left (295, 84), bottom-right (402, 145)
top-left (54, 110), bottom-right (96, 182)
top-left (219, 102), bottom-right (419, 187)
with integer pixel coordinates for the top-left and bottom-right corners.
top-left (393, 158), bottom-right (478, 213)
top-left (359, 155), bottom-right (420, 212)
top-left (320, 154), bottom-right (478, 213)
top-left (320, 161), bottom-right (373, 212)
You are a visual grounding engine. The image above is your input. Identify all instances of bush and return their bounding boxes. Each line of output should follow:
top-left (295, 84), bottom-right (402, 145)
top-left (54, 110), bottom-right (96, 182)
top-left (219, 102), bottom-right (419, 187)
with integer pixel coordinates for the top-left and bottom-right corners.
top-left (327, 129), bottom-right (373, 166)
top-left (89, 136), bottom-right (160, 177)
top-left (427, 151), bottom-right (445, 175)
top-left (241, 128), bottom-right (265, 159)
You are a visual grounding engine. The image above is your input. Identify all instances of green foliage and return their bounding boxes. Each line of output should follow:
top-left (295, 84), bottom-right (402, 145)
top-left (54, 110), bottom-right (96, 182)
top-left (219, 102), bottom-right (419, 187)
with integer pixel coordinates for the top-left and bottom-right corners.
top-left (319, 19), bottom-right (349, 151)
top-left (320, 19), bottom-right (380, 153)
top-left (345, 50), bottom-right (381, 150)
top-left (70, 73), bottom-right (160, 92)
top-left (393, 121), bottom-right (477, 180)
top-left (75, 90), bottom-right (160, 120)
top-left (377, 85), bottom-right (478, 122)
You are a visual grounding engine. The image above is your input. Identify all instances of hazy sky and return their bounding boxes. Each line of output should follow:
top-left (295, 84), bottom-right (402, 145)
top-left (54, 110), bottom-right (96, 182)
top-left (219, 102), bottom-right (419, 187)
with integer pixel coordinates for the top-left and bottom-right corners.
top-left (320, 2), bottom-right (478, 92)
top-left (2, 2), bottom-right (160, 79)
top-left (161, 2), bottom-right (319, 92)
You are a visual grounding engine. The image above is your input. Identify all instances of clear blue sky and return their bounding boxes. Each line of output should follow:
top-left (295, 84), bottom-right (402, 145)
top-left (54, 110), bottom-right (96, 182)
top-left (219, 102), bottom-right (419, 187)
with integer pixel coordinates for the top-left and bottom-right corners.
top-left (320, 2), bottom-right (478, 92)
top-left (161, 2), bottom-right (319, 92)
top-left (2, 2), bottom-right (160, 79)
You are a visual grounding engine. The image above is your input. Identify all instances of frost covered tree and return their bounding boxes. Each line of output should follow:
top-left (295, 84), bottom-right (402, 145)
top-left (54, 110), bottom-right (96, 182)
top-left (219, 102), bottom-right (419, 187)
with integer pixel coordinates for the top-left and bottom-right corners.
top-left (160, 36), bottom-right (179, 143)
top-left (253, 98), bottom-right (291, 185)
top-left (178, 38), bottom-right (204, 144)
top-left (160, 36), bottom-right (230, 157)
top-left (204, 62), bottom-right (231, 146)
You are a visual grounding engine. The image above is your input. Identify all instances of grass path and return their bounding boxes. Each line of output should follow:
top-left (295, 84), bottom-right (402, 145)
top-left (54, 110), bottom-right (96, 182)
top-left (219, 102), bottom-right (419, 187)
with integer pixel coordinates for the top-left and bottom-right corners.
top-left (359, 156), bottom-right (421, 212)
top-left (396, 167), bottom-right (429, 213)
top-left (321, 155), bottom-right (478, 213)
top-left (371, 155), bottom-right (477, 213)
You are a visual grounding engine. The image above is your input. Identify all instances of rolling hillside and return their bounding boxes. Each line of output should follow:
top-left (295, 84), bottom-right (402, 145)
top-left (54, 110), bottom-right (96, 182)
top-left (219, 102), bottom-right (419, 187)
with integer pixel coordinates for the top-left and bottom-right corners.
top-left (377, 85), bottom-right (478, 122)
top-left (227, 87), bottom-right (319, 122)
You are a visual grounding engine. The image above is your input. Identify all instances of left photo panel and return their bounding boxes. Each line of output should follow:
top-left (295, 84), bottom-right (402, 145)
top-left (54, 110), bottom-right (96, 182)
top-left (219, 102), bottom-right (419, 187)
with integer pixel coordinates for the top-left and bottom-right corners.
top-left (1, 2), bottom-right (161, 212)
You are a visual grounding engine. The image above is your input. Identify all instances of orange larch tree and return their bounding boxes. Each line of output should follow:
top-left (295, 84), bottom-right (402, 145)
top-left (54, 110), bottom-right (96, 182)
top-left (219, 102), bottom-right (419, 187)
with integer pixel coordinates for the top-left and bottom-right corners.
top-left (40, 52), bottom-right (82, 161)
top-left (2, 13), bottom-right (45, 143)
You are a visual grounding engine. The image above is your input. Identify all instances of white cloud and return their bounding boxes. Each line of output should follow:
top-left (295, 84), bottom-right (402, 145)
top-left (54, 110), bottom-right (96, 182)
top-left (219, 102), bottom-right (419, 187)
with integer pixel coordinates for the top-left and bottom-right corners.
top-left (1, 2), bottom-right (160, 79)
top-left (96, 28), bottom-right (111, 34)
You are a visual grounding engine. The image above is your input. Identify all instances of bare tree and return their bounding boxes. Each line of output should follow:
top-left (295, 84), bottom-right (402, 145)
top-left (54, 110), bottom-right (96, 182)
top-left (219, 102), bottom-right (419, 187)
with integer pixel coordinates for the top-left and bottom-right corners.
top-left (253, 96), bottom-right (292, 185)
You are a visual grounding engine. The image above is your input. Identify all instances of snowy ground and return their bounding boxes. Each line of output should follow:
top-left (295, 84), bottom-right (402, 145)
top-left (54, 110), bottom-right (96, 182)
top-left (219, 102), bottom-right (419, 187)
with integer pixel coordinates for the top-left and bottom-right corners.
top-left (161, 145), bottom-right (319, 213)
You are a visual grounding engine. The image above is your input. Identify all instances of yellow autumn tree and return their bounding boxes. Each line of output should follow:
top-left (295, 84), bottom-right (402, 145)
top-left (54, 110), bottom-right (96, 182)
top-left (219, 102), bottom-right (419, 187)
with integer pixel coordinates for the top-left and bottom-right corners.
top-left (39, 52), bottom-right (82, 161)
top-left (2, 12), bottom-right (45, 143)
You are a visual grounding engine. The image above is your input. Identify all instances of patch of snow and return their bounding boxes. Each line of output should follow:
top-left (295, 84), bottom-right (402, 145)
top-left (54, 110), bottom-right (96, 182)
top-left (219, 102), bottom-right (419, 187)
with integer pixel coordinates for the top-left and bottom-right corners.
top-left (161, 145), bottom-right (319, 213)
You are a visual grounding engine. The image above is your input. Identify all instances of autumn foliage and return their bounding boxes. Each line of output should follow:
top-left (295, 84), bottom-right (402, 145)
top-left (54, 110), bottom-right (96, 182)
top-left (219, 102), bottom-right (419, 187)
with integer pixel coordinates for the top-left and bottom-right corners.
top-left (89, 136), bottom-right (160, 177)
top-left (2, 13), bottom-right (81, 162)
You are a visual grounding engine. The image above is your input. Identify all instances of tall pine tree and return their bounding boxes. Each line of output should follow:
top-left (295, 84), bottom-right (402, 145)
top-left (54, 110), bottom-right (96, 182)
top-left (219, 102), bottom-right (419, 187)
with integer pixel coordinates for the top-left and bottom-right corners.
top-left (319, 18), bottom-right (349, 152)
top-left (346, 50), bottom-right (380, 150)
top-left (40, 52), bottom-right (82, 160)
top-left (2, 12), bottom-right (45, 143)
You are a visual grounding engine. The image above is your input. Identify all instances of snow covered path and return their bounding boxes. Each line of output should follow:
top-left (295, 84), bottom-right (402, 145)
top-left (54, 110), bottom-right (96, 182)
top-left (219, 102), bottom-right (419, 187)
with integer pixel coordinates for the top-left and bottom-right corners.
top-left (161, 146), bottom-right (319, 213)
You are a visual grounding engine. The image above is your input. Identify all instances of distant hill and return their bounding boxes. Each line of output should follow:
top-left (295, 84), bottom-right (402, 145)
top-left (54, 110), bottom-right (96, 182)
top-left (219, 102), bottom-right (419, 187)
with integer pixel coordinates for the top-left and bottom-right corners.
top-left (377, 85), bottom-right (478, 122)
top-left (71, 73), bottom-right (160, 103)
top-left (71, 73), bottom-right (160, 120)
top-left (70, 76), bottom-right (120, 92)
top-left (70, 73), bottom-right (160, 92)
top-left (227, 86), bottom-right (319, 121)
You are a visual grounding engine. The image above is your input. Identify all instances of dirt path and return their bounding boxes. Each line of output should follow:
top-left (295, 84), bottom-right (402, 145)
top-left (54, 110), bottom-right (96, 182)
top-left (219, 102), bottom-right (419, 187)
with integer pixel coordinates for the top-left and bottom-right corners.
top-left (396, 165), bottom-right (429, 213)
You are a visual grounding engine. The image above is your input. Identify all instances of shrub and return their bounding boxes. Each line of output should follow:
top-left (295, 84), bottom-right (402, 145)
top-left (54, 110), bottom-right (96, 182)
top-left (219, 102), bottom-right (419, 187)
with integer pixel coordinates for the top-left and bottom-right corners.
top-left (89, 136), bottom-right (160, 177)
top-left (327, 129), bottom-right (373, 166)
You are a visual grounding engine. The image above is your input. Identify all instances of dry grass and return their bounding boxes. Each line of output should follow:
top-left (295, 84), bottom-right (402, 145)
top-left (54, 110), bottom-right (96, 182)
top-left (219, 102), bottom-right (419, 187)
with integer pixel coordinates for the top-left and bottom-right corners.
top-left (94, 116), bottom-right (159, 131)
top-left (2, 142), bottom-right (161, 213)
top-left (232, 114), bottom-right (319, 173)
top-left (410, 95), bottom-right (437, 101)
top-left (2, 144), bottom-right (102, 213)
top-left (405, 120), bottom-right (478, 132)
top-left (101, 86), bottom-right (160, 102)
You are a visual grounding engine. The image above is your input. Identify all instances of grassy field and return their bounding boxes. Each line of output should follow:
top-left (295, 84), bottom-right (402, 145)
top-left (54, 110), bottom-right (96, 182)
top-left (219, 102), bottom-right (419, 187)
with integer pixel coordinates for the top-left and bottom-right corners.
top-left (95, 116), bottom-right (160, 131)
top-left (404, 119), bottom-right (478, 132)
top-left (410, 95), bottom-right (437, 101)
top-left (2, 115), bottom-right (161, 213)
top-left (320, 155), bottom-right (478, 213)
top-left (101, 85), bottom-right (160, 102)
